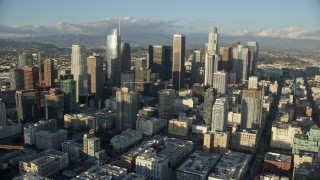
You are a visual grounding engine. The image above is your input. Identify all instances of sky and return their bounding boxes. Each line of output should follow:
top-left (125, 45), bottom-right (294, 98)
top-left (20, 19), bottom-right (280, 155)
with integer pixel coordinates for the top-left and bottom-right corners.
top-left (0, 0), bottom-right (320, 39)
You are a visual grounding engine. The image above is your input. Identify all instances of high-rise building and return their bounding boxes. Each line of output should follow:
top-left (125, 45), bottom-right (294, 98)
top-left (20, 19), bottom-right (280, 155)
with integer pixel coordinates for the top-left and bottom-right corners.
top-left (241, 89), bottom-right (263, 130)
top-left (232, 45), bottom-right (249, 84)
top-left (35, 129), bottom-right (67, 150)
top-left (219, 47), bottom-right (232, 71)
top-left (190, 50), bottom-right (202, 84)
top-left (211, 97), bottom-right (228, 131)
top-left (212, 71), bottom-right (228, 94)
top-left (120, 43), bottom-right (131, 73)
top-left (15, 89), bottom-right (39, 123)
top-left (203, 87), bottom-right (217, 126)
top-left (205, 26), bottom-right (218, 55)
top-left (10, 68), bottom-right (22, 90)
top-left (44, 58), bottom-right (54, 88)
top-left (158, 89), bottom-right (175, 119)
top-left (248, 76), bottom-right (258, 89)
top-left (87, 55), bottom-right (104, 99)
top-left (60, 79), bottom-right (77, 114)
top-left (204, 53), bottom-right (217, 86)
top-left (116, 88), bottom-right (140, 131)
top-left (0, 100), bottom-right (6, 126)
top-left (83, 132), bottom-right (105, 163)
top-left (45, 88), bottom-right (64, 123)
top-left (172, 34), bottom-right (185, 90)
top-left (106, 29), bottom-right (121, 86)
top-left (149, 45), bottom-right (172, 81)
top-left (37, 52), bottom-right (45, 83)
top-left (71, 45), bottom-right (88, 102)
top-left (18, 53), bottom-right (33, 67)
top-left (191, 83), bottom-right (208, 103)
top-left (247, 42), bottom-right (259, 76)
top-left (20, 66), bottom-right (39, 90)
top-left (134, 67), bottom-right (151, 93)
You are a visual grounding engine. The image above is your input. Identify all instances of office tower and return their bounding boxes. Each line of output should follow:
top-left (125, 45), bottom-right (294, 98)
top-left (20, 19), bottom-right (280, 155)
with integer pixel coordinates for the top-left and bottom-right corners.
top-left (60, 79), bottom-right (77, 114)
top-left (203, 87), bottom-right (217, 126)
top-left (83, 132), bottom-right (105, 163)
top-left (38, 52), bottom-right (45, 83)
top-left (71, 45), bottom-right (88, 102)
top-left (35, 129), bottom-right (67, 150)
top-left (158, 89), bottom-right (175, 119)
top-left (232, 45), bottom-right (249, 84)
top-left (172, 34), bottom-right (185, 90)
top-left (134, 67), bottom-right (151, 93)
top-left (247, 42), bottom-right (259, 76)
top-left (204, 53), bottom-right (216, 86)
top-left (213, 71), bottom-right (228, 94)
top-left (190, 50), bottom-right (202, 84)
top-left (248, 76), bottom-right (258, 89)
top-left (0, 100), bottom-right (6, 126)
top-left (106, 29), bottom-right (121, 86)
top-left (241, 89), bottom-right (263, 130)
top-left (149, 45), bottom-right (172, 81)
top-left (116, 88), bottom-right (140, 131)
top-left (219, 47), bottom-right (232, 71)
top-left (228, 70), bottom-right (237, 84)
top-left (18, 53), bottom-right (33, 67)
top-left (10, 68), bottom-right (22, 90)
top-left (204, 26), bottom-right (219, 86)
top-left (15, 89), bottom-right (39, 123)
top-left (87, 55), bottom-right (104, 99)
top-left (121, 72), bottom-right (134, 88)
top-left (44, 58), bottom-right (54, 88)
top-left (205, 26), bottom-right (218, 55)
top-left (20, 66), bottom-right (39, 90)
top-left (120, 43), bottom-right (131, 73)
top-left (211, 97), bottom-right (228, 131)
top-left (45, 88), bottom-right (64, 123)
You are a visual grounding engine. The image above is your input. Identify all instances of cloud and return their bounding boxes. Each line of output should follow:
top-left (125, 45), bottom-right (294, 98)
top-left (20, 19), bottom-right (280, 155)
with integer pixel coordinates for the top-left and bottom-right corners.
top-left (226, 27), bottom-right (320, 40)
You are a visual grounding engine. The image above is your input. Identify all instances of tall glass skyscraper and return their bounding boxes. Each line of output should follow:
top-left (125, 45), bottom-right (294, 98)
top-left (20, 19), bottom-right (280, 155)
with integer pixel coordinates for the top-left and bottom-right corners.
top-left (172, 34), bottom-right (185, 90)
top-left (232, 45), bottom-right (249, 84)
top-left (247, 41), bottom-right (259, 76)
top-left (71, 45), bottom-right (88, 102)
top-left (106, 29), bottom-right (121, 86)
top-left (205, 26), bottom-right (219, 86)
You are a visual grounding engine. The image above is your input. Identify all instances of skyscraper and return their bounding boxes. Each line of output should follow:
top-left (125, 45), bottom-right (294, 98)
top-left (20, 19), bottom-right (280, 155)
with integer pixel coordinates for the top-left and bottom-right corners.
top-left (158, 89), bottom-right (175, 119)
top-left (232, 45), bottom-right (249, 84)
top-left (190, 50), bottom-right (202, 84)
top-left (44, 58), bottom-right (54, 88)
top-left (204, 53), bottom-right (217, 86)
top-left (0, 100), bottom-right (6, 126)
top-left (116, 88), bottom-right (140, 131)
top-left (204, 27), bottom-right (219, 86)
top-left (219, 47), bottom-right (232, 71)
top-left (71, 45), bottom-right (88, 102)
top-left (20, 66), bottom-right (39, 90)
top-left (213, 71), bottom-right (228, 95)
top-left (211, 97), bottom-right (228, 131)
top-left (10, 68), bottom-right (22, 90)
top-left (172, 34), bottom-right (185, 90)
top-left (149, 45), bottom-right (172, 81)
top-left (120, 43), bottom-right (131, 73)
top-left (106, 29), bottom-right (121, 86)
top-left (45, 88), bottom-right (64, 123)
top-left (60, 79), bottom-right (77, 114)
top-left (134, 67), bottom-right (151, 93)
top-left (87, 55), bottom-right (104, 99)
top-left (203, 87), bottom-right (217, 126)
top-left (247, 42), bottom-right (259, 76)
top-left (38, 52), bottom-right (45, 84)
top-left (205, 26), bottom-right (218, 55)
top-left (15, 89), bottom-right (39, 123)
top-left (241, 89), bottom-right (263, 130)
top-left (18, 53), bottom-right (33, 67)
top-left (83, 132), bottom-right (105, 163)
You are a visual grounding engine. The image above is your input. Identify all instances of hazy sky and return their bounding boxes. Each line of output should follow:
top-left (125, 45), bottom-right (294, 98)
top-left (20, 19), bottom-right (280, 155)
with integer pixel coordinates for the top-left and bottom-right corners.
top-left (0, 0), bottom-right (320, 38)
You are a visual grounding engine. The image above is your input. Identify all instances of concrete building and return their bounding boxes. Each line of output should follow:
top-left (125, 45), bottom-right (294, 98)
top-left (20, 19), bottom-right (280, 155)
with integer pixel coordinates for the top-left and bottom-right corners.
top-left (203, 87), bottom-right (217, 126)
top-left (248, 76), bottom-right (258, 89)
top-left (270, 122), bottom-right (302, 150)
top-left (19, 149), bottom-right (69, 177)
top-left (203, 131), bottom-right (229, 154)
top-left (45, 88), bottom-right (64, 123)
top-left (264, 152), bottom-right (292, 177)
top-left (122, 172), bottom-right (146, 180)
top-left (204, 53), bottom-right (217, 86)
top-left (71, 44), bottom-right (88, 102)
top-left (136, 115), bottom-right (167, 135)
top-left (292, 125), bottom-right (320, 155)
top-left (149, 45), bottom-right (172, 81)
top-left (87, 55), bottom-right (104, 99)
top-left (18, 53), bottom-right (33, 67)
top-left (0, 123), bottom-right (22, 139)
top-left (205, 26), bottom-right (218, 55)
top-left (172, 34), bottom-right (185, 90)
top-left (14, 172), bottom-right (50, 180)
top-left (176, 151), bottom-right (221, 180)
top-left (83, 132), bottom-right (105, 164)
top-left (211, 97), bottom-right (228, 132)
top-left (116, 88), bottom-right (140, 131)
top-left (219, 47), bottom-right (232, 71)
top-left (61, 140), bottom-right (83, 163)
top-left (60, 79), bottom-right (77, 114)
top-left (20, 66), bottom-right (39, 90)
top-left (0, 100), bottom-right (6, 126)
top-left (106, 29), bottom-right (121, 86)
top-left (75, 164), bottom-right (127, 179)
top-left (24, 119), bottom-right (57, 145)
top-left (208, 151), bottom-right (251, 180)
top-left (110, 129), bottom-right (142, 151)
top-left (212, 71), bottom-right (228, 94)
top-left (35, 129), bottom-right (67, 150)
top-left (64, 113), bottom-right (98, 132)
top-left (168, 118), bottom-right (191, 136)
top-left (158, 89), bottom-right (175, 119)
top-left (10, 68), bottom-right (22, 90)
top-left (230, 129), bottom-right (258, 153)
top-left (44, 58), bottom-right (54, 88)
top-left (232, 45), bottom-right (249, 84)
top-left (15, 89), bottom-right (39, 123)
top-left (241, 89), bottom-right (263, 130)
top-left (134, 67), bottom-right (151, 93)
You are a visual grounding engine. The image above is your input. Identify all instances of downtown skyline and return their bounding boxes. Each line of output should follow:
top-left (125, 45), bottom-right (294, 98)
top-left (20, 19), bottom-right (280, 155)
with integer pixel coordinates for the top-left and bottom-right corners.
top-left (0, 0), bottom-right (320, 40)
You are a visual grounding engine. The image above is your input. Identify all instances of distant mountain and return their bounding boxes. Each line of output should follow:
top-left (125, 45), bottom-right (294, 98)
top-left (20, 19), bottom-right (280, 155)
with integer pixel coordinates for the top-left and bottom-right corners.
top-left (4, 33), bottom-right (320, 51)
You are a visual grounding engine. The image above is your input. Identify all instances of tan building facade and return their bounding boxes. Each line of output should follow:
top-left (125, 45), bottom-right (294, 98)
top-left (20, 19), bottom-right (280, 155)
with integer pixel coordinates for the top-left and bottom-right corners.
top-left (230, 130), bottom-right (258, 153)
top-left (168, 119), bottom-right (190, 136)
top-left (203, 131), bottom-right (229, 154)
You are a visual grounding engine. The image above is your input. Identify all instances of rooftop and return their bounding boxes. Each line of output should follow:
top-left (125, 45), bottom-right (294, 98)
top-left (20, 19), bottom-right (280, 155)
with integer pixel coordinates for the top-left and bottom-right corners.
top-left (265, 152), bottom-right (292, 163)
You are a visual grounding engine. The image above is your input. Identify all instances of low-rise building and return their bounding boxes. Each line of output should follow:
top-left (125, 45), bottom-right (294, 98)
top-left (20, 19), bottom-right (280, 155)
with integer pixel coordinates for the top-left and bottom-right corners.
top-left (230, 129), bottom-right (258, 153)
top-left (83, 132), bottom-right (105, 164)
top-left (75, 164), bottom-right (127, 179)
top-left (270, 122), bottom-right (302, 150)
top-left (64, 114), bottom-right (98, 132)
top-left (292, 125), bottom-right (320, 155)
top-left (168, 118), bottom-right (191, 136)
top-left (110, 129), bottom-right (142, 151)
top-left (122, 172), bottom-right (146, 180)
top-left (136, 116), bottom-right (167, 135)
top-left (23, 119), bottom-right (57, 145)
top-left (203, 131), bottom-right (229, 154)
top-left (35, 129), bottom-right (67, 150)
top-left (264, 152), bottom-right (292, 176)
top-left (61, 140), bottom-right (83, 163)
top-left (14, 172), bottom-right (51, 180)
top-left (176, 151), bottom-right (220, 180)
top-left (192, 124), bottom-right (208, 134)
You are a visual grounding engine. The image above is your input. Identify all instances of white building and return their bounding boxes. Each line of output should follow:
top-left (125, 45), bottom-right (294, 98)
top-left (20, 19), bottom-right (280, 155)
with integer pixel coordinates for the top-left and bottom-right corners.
top-left (24, 119), bottom-right (57, 145)
top-left (213, 71), bottom-right (228, 94)
top-left (64, 113), bottom-right (98, 132)
top-left (136, 116), bottom-right (167, 135)
top-left (110, 129), bottom-right (142, 151)
top-left (176, 151), bottom-right (221, 180)
top-left (248, 76), bottom-right (258, 89)
top-left (83, 132), bottom-right (105, 164)
top-left (211, 97), bottom-right (228, 131)
top-left (75, 164), bottom-right (127, 179)
top-left (192, 124), bottom-right (208, 134)
top-left (35, 129), bottom-right (67, 150)
top-left (271, 122), bottom-right (302, 150)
